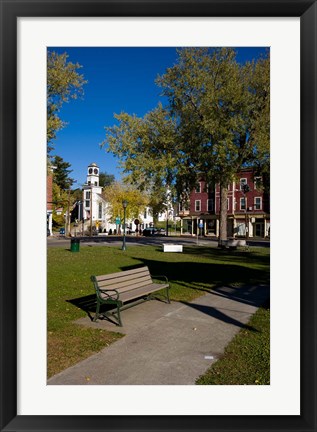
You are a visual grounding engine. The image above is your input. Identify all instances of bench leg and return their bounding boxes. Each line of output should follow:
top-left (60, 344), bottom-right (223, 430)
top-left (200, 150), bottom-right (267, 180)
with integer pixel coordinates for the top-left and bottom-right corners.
top-left (166, 287), bottom-right (171, 304)
top-left (94, 300), bottom-right (101, 322)
top-left (117, 305), bottom-right (122, 327)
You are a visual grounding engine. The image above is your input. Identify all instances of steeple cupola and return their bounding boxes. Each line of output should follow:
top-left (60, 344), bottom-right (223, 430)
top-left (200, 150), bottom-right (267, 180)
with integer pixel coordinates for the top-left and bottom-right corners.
top-left (87, 162), bottom-right (99, 187)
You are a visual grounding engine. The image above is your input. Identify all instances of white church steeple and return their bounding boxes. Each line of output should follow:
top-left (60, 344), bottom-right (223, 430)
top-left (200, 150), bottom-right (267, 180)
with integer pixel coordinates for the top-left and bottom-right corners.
top-left (87, 162), bottom-right (99, 187)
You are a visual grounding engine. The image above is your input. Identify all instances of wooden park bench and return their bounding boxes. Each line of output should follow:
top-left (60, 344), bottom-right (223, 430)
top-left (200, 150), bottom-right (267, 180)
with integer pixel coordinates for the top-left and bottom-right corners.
top-left (91, 266), bottom-right (170, 326)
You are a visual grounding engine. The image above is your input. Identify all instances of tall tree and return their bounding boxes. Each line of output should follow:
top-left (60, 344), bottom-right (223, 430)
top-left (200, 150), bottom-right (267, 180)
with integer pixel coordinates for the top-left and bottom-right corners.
top-left (103, 103), bottom-right (178, 221)
top-left (104, 48), bottom-right (269, 244)
top-left (51, 155), bottom-right (74, 190)
top-left (99, 171), bottom-right (115, 188)
top-left (156, 47), bottom-right (270, 244)
top-left (47, 51), bottom-right (87, 152)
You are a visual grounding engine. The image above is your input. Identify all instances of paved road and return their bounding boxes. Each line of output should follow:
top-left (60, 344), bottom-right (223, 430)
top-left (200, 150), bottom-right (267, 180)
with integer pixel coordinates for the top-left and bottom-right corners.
top-left (47, 235), bottom-right (269, 248)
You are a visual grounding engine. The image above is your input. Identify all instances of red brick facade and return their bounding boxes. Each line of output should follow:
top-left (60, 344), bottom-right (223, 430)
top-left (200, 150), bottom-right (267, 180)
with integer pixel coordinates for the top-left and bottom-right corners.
top-left (179, 168), bottom-right (270, 238)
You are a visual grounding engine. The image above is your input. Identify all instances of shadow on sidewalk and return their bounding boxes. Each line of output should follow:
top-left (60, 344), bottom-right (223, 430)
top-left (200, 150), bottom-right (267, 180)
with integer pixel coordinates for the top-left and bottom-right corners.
top-left (179, 300), bottom-right (259, 332)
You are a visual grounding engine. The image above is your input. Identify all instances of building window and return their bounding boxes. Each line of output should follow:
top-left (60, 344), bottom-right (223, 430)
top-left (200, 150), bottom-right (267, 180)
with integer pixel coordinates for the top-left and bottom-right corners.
top-left (240, 178), bottom-right (247, 190)
top-left (227, 198), bottom-right (230, 210)
top-left (207, 199), bottom-right (214, 211)
top-left (85, 191), bottom-right (91, 199)
top-left (240, 197), bottom-right (246, 210)
top-left (254, 197), bottom-right (262, 210)
top-left (88, 181), bottom-right (91, 185)
top-left (85, 200), bottom-right (90, 208)
top-left (254, 177), bottom-right (262, 189)
top-left (144, 209), bottom-right (147, 219)
top-left (195, 200), bottom-right (201, 211)
top-left (206, 184), bottom-right (213, 193)
top-left (98, 202), bottom-right (102, 219)
top-left (195, 183), bottom-right (201, 193)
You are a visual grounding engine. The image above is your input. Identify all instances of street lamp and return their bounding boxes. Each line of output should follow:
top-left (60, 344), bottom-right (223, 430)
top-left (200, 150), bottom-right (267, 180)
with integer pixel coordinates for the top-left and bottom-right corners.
top-left (122, 200), bottom-right (128, 251)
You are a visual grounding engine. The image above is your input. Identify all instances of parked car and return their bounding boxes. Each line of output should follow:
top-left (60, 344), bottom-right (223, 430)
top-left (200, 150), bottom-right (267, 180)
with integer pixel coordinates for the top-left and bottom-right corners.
top-left (155, 228), bottom-right (166, 236)
top-left (142, 227), bottom-right (158, 236)
top-left (59, 227), bottom-right (65, 235)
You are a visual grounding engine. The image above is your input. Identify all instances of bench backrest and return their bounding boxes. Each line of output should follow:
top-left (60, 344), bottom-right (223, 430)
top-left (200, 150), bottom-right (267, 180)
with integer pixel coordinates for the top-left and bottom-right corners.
top-left (92, 266), bottom-right (153, 294)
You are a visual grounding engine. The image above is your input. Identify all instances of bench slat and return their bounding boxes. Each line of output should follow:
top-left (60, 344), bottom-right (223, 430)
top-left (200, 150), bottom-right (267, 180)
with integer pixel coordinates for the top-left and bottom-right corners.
top-left (97, 274), bottom-right (152, 290)
top-left (95, 267), bottom-right (150, 282)
top-left (100, 278), bottom-right (155, 295)
top-left (119, 283), bottom-right (169, 303)
top-left (112, 278), bottom-right (154, 293)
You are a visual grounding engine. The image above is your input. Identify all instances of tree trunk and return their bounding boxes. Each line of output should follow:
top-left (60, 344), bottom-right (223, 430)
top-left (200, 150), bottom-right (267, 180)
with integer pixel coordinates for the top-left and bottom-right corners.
top-left (218, 184), bottom-right (228, 247)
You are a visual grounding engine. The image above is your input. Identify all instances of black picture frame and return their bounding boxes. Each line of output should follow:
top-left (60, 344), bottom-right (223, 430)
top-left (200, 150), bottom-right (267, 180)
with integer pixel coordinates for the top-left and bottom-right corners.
top-left (0, 1), bottom-right (316, 431)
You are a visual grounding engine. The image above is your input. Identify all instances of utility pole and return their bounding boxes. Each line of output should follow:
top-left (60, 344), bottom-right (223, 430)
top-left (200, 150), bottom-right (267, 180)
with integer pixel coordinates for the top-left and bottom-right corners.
top-left (242, 184), bottom-right (250, 240)
top-left (67, 188), bottom-right (71, 236)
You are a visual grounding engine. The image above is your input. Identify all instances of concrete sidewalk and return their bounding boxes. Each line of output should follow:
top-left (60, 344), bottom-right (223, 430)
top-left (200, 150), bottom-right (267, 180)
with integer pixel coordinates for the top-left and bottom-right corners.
top-left (48, 284), bottom-right (269, 385)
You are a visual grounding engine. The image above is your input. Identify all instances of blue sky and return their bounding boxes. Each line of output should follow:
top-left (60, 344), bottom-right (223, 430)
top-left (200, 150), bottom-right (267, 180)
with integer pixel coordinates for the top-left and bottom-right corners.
top-left (49, 47), bottom-right (267, 188)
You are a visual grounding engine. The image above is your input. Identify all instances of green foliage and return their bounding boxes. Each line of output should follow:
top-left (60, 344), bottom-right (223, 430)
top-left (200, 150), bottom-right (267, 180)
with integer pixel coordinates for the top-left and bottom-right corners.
top-left (47, 51), bottom-right (87, 151)
top-left (103, 103), bottom-right (178, 215)
top-left (51, 155), bottom-right (74, 190)
top-left (102, 181), bottom-right (149, 222)
top-left (104, 48), bottom-right (270, 242)
top-left (52, 213), bottom-right (65, 228)
top-left (52, 182), bottom-right (68, 209)
top-left (99, 171), bottom-right (115, 188)
top-left (156, 47), bottom-right (270, 187)
top-left (71, 188), bottom-right (83, 202)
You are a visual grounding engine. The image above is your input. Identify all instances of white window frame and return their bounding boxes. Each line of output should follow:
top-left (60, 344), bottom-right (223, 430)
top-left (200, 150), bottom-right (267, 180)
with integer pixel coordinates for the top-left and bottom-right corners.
top-left (240, 178), bottom-right (247, 190)
top-left (195, 200), bottom-right (201, 211)
top-left (254, 196), bottom-right (262, 210)
top-left (240, 197), bottom-right (246, 210)
top-left (254, 176), bottom-right (262, 190)
top-left (227, 198), bottom-right (230, 210)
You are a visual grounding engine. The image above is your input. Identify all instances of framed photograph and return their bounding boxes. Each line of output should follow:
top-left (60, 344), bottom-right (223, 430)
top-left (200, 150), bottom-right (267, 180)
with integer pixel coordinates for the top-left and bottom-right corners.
top-left (0, 0), bottom-right (316, 431)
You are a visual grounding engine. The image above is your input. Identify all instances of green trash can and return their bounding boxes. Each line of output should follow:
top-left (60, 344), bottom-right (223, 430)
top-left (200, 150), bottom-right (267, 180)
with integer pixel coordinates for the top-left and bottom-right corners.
top-left (70, 237), bottom-right (80, 252)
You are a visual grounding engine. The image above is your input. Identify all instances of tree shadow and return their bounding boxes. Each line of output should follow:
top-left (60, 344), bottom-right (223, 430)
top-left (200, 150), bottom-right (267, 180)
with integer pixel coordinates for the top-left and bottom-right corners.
top-left (67, 256), bottom-right (269, 330)
top-left (179, 301), bottom-right (259, 332)
top-left (180, 246), bottom-right (270, 266)
top-left (127, 258), bottom-right (270, 309)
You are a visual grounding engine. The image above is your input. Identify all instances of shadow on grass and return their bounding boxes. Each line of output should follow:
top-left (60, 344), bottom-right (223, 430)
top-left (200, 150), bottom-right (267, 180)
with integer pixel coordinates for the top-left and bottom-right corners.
top-left (181, 246), bottom-right (270, 265)
top-left (66, 294), bottom-right (116, 321)
top-left (128, 258), bottom-right (269, 294)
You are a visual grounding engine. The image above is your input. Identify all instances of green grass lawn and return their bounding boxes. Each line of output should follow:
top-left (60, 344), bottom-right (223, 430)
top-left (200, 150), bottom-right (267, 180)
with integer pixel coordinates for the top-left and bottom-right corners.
top-left (47, 244), bottom-right (270, 378)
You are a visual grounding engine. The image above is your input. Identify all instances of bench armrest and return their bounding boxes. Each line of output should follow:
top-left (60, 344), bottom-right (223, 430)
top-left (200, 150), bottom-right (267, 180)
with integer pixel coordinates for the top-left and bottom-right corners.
top-left (151, 274), bottom-right (169, 284)
top-left (99, 289), bottom-right (120, 301)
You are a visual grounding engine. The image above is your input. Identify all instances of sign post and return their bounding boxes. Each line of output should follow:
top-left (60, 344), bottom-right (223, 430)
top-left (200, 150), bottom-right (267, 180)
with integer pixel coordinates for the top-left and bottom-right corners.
top-left (198, 220), bottom-right (204, 244)
top-left (115, 216), bottom-right (121, 235)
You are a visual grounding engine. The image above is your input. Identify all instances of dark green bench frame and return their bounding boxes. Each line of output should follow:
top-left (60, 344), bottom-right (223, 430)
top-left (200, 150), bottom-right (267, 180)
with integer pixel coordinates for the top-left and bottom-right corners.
top-left (91, 266), bottom-right (170, 326)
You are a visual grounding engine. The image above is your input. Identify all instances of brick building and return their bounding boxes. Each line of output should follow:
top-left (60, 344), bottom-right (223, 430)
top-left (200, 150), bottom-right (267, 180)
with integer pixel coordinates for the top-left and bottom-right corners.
top-left (178, 168), bottom-right (270, 239)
